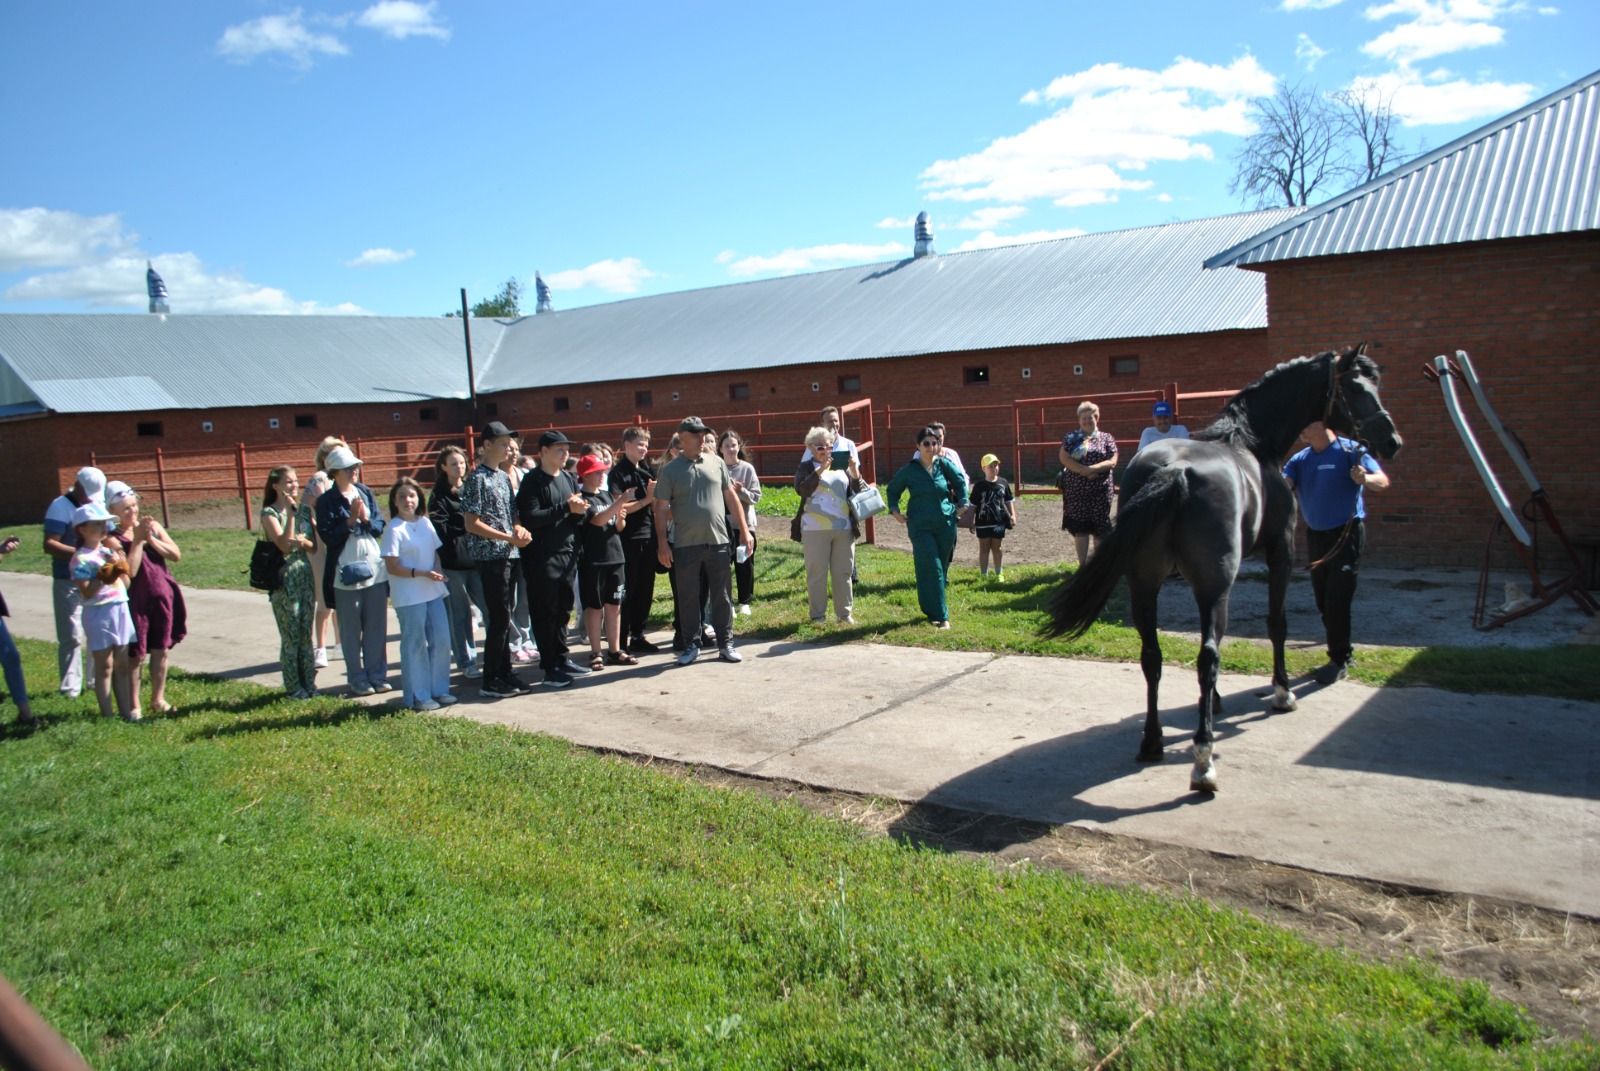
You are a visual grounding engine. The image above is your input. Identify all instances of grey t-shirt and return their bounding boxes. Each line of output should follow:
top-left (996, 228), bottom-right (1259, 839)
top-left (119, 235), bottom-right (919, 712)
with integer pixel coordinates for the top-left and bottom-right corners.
top-left (655, 452), bottom-right (730, 548)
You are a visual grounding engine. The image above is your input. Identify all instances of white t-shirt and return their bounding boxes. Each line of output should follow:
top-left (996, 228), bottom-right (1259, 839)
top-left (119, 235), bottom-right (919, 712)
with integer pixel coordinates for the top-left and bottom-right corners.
top-left (380, 516), bottom-right (447, 608)
top-left (1137, 425), bottom-right (1190, 453)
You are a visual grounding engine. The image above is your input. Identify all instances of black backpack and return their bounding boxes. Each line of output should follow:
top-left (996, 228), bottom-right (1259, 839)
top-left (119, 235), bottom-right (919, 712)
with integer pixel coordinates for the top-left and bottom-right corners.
top-left (249, 539), bottom-right (287, 592)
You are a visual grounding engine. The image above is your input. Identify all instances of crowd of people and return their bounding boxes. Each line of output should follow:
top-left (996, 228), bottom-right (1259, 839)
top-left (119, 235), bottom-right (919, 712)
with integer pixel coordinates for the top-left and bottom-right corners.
top-left (6, 397), bottom-right (1386, 725)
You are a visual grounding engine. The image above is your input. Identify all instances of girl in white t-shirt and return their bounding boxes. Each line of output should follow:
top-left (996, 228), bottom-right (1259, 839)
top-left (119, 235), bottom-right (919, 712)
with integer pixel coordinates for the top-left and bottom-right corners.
top-left (69, 502), bottom-right (137, 719)
top-left (381, 477), bottom-right (456, 711)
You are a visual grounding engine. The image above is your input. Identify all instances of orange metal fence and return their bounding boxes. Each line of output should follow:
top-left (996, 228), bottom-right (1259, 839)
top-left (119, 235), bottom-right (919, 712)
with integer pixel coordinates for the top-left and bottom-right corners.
top-left (78, 385), bottom-right (1234, 529)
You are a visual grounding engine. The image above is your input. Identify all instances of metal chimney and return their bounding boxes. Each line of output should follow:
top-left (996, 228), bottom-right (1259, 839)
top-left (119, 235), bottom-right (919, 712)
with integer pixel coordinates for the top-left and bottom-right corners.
top-left (913, 212), bottom-right (935, 258)
top-left (146, 260), bottom-right (170, 314)
top-left (535, 272), bottom-right (553, 314)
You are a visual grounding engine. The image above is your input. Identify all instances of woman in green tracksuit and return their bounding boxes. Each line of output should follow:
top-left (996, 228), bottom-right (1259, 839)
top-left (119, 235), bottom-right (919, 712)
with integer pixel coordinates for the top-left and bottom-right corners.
top-left (886, 424), bottom-right (969, 629)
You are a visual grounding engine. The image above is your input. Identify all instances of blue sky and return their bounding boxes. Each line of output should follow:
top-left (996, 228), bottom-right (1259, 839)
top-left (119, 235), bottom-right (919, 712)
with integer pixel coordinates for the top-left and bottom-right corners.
top-left (1, 1), bottom-right (1593, 316)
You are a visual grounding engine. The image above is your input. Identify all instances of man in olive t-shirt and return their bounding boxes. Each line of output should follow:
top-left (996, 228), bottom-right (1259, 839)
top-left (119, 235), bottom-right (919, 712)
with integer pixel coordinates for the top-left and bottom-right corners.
top-left (653, 416), bottom-right (753, 665)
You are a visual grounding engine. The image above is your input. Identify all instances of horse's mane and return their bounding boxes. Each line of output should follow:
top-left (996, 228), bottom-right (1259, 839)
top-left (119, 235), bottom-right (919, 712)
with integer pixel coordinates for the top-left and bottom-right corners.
top-left (1192, 346), bottom-right (1375, 453)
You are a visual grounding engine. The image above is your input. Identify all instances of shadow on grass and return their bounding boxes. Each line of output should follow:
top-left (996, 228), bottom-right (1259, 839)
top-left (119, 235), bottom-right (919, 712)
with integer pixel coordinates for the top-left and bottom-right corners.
top-left (186, 695), bottom-right (405, 740)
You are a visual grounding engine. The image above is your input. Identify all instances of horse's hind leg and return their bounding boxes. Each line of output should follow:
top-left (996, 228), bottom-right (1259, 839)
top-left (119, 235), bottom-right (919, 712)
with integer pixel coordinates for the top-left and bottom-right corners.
top-left (1130, 581), bottom-right (1164, 763)
top-left (1191, 593), bottom-right (1224, 793)
top-left (1266, 540), bottom-right (1297, 711)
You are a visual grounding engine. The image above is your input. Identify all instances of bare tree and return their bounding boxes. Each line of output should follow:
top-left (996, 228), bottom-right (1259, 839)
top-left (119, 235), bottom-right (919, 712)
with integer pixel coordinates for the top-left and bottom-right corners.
top-left (1229, 83), bottom-right (1344, 208)
top-left (1333, 87), bottom-right (1406, 184)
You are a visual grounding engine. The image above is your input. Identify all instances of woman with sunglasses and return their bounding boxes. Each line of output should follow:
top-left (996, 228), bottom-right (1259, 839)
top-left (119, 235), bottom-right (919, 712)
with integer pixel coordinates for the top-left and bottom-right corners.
top-left (885, 424), bottom-right (969, 629)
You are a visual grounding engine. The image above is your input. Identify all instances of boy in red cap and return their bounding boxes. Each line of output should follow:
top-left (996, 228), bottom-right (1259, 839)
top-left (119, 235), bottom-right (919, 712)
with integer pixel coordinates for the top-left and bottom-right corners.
top-left (576, 454), bottom-right (633, 669)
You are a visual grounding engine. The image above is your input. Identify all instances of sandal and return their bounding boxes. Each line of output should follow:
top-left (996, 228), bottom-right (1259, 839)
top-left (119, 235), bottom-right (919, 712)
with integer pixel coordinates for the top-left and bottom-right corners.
top-left (152, 701), bottom-right (178, 714)
top-left (604, 650), bottom-right (639, 666)
top-left (589, 653), bottom-right (606, 672)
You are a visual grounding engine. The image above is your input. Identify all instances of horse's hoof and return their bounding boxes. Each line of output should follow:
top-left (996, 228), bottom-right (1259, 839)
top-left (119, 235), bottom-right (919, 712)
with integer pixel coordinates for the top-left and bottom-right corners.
top-left (1270, 685), bottom-right (1297, 712)
top-left (1136, 747), bottom-right (1164, 763)
top-left (1190, 773), bottom-right (1219, 793)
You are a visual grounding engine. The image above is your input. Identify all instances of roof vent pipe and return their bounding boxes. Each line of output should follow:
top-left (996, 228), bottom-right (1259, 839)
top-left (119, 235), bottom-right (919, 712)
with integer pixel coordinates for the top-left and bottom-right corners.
top-left (913, 212), bottom-right (935, 258)
top-left (535, 272), bottom-right (553, 314)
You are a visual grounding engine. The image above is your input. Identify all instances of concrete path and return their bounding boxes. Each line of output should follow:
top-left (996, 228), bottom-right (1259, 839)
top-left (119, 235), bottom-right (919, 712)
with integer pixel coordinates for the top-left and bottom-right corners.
top-left (6, 572), bottom-right (1596, 917)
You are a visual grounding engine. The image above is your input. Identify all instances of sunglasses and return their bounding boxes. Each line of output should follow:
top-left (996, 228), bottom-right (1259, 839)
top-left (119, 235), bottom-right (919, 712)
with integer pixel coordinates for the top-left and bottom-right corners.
top-left (919, 438), bottom-right (939, 447)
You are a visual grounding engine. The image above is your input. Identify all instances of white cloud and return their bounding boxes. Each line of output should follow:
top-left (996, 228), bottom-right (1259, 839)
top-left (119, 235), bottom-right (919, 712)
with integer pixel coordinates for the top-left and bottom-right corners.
top-left (713, 249), bottom-right (737, 265)
top-left (1296, 33), bottom-right (1329, 70)
top-left (1360, 0), bottom-right (1518, 67)
top-left (5, 252), bottom-right (370, 314)
top-left (875, 215), bottom-right (919, 229)
top-left (954, 206), bottom-right (1027, 230)
top-left (723, 242), bottom-right (906, 278)
top-left (0, 208), bottom-right (129, 272)
top-left (543, 257), bottom-right (657, 294)
top-left (921, 56), bottom-right (1275, 208)
top-left (1154, 193), bottom-right (1175, 203)
top-left (345, 247), bottom-right (415, 267)
top-left (216, 9), bottom-right (348, 68)
top-left (952, 228), bottom-right (1086, 253)
top-left (1346, 69), bottom-right (1536, 125)
top-left (356, 1), bottom-right (450, 41)
top-left (1280, 0), bottom-right (1344, 8)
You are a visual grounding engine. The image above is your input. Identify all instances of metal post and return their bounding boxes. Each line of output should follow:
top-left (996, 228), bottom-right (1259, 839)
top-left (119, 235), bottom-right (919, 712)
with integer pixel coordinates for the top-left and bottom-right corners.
top-left (154, 447), bottom-right (171, 528)
top-left (460, 289), bottom-right (478, 413)
top-left (235, 442), bottom-right (253, 530)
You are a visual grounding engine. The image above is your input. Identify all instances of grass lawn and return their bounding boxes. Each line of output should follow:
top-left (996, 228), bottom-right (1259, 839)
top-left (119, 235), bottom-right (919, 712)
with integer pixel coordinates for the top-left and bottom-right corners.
top-left (2, 638), bottom-right (1593, 1069)
top-left (5, 519), bottom-right (1597, 701)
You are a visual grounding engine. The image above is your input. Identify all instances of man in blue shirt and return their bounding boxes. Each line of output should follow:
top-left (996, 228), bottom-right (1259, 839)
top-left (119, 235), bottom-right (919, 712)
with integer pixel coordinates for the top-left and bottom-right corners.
top-left (1283, 421), bottom-right (1391, 684)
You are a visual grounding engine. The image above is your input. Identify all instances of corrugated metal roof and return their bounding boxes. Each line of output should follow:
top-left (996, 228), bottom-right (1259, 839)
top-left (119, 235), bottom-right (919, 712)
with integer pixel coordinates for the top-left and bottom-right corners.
top-left (478, 208), bottom-right (1301, 391)
top-left (1207, 68), bottom-right (1600, 268)
top-left (0, 314), bottom-right (508, 413)
top-left (0, 208), bottom-right (1296, 412)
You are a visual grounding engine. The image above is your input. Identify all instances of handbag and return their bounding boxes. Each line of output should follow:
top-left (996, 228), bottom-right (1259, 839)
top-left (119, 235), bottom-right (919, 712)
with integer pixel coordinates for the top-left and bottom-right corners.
top-left (955, 503), bottom-right (977, 530)
top-left (336, 530), bottom-right (383, 588)
top-left (249, 539), bottom-right (286, 592)
top-left (848, 484), bottom-right (886, 520)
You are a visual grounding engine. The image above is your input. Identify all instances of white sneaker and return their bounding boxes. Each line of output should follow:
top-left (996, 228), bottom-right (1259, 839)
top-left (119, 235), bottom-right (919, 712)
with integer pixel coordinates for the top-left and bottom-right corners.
top-left (434, 694), bottom-right (458, 707)
top-left (313, 647), bottom-right (329, 669)
top-left (737, 604), bottom-right (752, 616)
top-left (463, 664), bottom-right (483, 679)
top-left (371, 681), bottom-right (394, 694)
top-left (414, 698), bottom-right (440, 711)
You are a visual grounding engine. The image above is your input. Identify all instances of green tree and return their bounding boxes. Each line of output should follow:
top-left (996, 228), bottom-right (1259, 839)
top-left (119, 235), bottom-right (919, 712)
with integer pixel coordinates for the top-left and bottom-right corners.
top-left (446, 277), bottom-right (522, 318)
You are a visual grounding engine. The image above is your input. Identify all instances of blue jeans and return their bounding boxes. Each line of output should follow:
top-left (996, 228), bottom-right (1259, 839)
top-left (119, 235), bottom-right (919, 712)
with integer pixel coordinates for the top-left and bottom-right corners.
top-left (1, 616), bottom-right (28, 715)
top-left (443, 568), bottom-right (486, 671)
top-left (395, 596), bottom-right (451, 706)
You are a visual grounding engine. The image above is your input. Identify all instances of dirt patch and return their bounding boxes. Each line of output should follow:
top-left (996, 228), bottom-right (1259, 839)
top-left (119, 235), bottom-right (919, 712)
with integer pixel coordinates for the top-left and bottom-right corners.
top-left (622, 753), bottom-right (1600, 1041)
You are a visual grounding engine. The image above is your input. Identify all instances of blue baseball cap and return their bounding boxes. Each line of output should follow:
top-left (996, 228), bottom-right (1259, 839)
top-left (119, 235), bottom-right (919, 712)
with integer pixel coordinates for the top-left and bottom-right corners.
top-left (1152, 401), bottom-right (1173, 417)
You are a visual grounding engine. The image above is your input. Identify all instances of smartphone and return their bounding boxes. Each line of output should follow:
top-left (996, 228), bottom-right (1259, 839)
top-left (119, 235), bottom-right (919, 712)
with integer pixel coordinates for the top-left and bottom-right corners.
top-left (830, 449), bottom-right (851, 471)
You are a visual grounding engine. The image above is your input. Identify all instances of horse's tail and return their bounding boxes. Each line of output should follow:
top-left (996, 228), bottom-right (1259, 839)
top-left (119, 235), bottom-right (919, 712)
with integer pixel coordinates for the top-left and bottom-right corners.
top-left (1043, 466), bottom-right (1187, 639)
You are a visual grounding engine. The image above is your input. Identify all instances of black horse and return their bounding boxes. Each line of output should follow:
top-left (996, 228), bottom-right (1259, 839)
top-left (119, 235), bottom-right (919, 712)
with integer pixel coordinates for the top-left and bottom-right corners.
top-left (1044, 346), bottom-right (1403, 792)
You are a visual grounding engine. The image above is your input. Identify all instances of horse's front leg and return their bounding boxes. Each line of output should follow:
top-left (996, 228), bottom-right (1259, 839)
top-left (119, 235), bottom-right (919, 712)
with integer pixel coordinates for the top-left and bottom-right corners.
top-left (1130, 582), bottom-right (1164, 762)
top-left (1266, 541), bottom-right (1297, 712)
top-left (1191, 595), bottom-right (1223, 793)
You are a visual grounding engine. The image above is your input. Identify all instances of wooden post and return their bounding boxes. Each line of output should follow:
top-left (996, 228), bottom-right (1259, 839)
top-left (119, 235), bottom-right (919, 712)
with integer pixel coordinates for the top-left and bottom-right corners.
top-left (154, 447), bottom-right (171, 527)
top-left (236, 442), bottom-right (253, 530)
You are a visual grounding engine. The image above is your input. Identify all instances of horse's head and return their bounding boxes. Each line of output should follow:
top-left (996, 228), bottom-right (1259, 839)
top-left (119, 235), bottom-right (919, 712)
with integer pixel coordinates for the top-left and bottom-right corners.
top-left (1327, 345), bottom-right (1403, 460)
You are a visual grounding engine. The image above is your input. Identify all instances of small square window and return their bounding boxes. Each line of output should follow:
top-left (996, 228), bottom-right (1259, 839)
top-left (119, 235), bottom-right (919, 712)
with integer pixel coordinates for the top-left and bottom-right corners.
top-left (419, 407), bottom-right (439, 421)
top-left (838, 374), bottom-right (861, 394)
top-left (635, 389), bottom-right (652, 409)
top-left (267, 417), bottom-right (281, 430)
top-left (294, 413), bottom-right (317, 429)
top-left (1110, 355), bottom-right (1140, 376)
top-left (553, 396), bottom-right (570, 413)
top-left (728, 382), bottom-right (751, 401)
top-left (964, 366), bottom-right (990, 386)
top-left (485, 402), bottom-right (499, 417)
top-left (137, 421), bottom-right (163, 438)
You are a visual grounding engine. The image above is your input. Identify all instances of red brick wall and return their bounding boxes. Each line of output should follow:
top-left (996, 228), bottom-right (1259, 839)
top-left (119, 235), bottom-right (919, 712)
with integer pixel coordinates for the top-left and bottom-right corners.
top-left (1260, 232), bottom-right (1600, 567)
top-left (484, 328), bottom-right (1272, 483)
top-left (0, 400), bottom-right (476, 525)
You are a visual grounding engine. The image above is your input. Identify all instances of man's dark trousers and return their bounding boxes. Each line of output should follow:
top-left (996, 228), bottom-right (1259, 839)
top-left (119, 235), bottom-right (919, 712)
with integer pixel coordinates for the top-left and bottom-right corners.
top-left (672, 543), bottom-right (732, 649)
top-left (524, 551), bottom-right (577, 671)
top-left (621, 537), bottom-right (656, 640)
top-left (475, 558), bottom-right (517, 684)
top-left (1307, 519), bottom-right (1363, 667)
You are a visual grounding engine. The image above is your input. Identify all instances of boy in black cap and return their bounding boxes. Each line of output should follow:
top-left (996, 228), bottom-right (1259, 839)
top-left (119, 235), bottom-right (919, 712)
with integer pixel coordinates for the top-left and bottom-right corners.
top-left (515, 429), bottom-right (590, 688)
top-left (461, 421), bottom-right (533, 697)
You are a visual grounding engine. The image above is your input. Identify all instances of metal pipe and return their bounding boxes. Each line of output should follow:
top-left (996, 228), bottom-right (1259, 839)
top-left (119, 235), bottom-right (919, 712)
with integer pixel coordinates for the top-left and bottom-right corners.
top-left (460, 288), bottom-right (477, 413)
top-left (1452, 350), bottom-right (1542, 494)
top-left (1431, 355), bottom-right (1531, 545)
